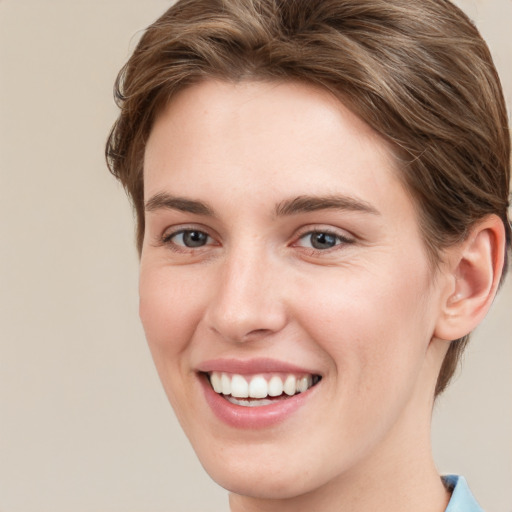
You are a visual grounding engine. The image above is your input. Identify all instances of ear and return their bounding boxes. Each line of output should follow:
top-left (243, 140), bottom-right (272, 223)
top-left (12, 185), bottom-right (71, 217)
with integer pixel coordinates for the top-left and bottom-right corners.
top-left (434, 215), bottom-right (506, 341)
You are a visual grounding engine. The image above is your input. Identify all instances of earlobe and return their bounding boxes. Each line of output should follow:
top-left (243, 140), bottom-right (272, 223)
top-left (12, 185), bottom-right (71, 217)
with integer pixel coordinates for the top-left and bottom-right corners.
top-left (434, 215), bottom-right (506, 341)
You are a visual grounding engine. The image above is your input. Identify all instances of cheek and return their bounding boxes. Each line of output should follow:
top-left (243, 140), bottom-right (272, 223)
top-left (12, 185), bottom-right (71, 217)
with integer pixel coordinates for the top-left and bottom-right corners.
top-left (138, 265), bottom-right (205, 361)
top-left (294, 256), bottom-right (434, 385)
top-left (138, 265), bottom-right (209, 429)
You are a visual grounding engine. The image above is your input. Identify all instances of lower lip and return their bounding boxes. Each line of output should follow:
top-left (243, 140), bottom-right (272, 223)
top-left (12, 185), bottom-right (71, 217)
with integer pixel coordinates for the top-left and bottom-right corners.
top-left (199, 374), bottom-right (317, 429)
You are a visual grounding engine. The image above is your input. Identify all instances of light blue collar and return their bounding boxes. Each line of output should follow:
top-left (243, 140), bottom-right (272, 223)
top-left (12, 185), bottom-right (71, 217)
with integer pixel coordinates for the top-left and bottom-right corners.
top-left (443, 475), bottom-right (484, 512)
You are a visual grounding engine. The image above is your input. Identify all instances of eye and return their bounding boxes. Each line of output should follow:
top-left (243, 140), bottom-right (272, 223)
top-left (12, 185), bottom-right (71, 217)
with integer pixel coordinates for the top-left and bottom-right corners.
top-left (295, 230), bottom-right (353, 251)
top-left (163, 229), bottom-right (213, 249)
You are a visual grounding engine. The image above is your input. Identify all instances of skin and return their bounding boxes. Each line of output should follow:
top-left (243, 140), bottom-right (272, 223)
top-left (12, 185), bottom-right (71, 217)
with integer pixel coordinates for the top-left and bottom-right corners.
top-left (139, 79), bottom-right (464, 512)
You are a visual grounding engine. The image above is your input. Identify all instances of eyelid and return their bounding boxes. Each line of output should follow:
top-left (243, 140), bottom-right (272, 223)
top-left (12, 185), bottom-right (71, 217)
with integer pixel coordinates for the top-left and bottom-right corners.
top-left (291, 225), bottom-right (356, 252)
top-left (161, 222), bottom-right (213, 237)
top-left (155, 223), bottom-right (355, 254)
top-left (163, 229), bottom-right (212, 245)
top-left (293, 224), bottom-right (355, 242)
top-left (159, 224), bottom-right (220, 249)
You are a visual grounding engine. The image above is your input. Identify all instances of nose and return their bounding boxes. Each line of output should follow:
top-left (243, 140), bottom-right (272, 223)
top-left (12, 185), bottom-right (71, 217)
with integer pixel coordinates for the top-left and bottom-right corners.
top-left (203, 245), bottom-right (288, 343)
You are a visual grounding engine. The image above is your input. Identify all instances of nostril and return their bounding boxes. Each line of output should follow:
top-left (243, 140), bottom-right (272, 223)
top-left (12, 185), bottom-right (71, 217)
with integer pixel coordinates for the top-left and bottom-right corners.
top-left (208, 325), bottom-right (278, 344)
top-left (243, 328), bottom-right (275, 339)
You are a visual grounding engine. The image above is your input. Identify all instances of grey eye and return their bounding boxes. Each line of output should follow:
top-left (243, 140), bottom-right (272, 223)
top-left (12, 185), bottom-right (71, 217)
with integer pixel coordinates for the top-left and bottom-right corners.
top-left (309, 232), bottom-right (338, 250)
top-left (295, 230), bottom-right (353, 251)
top-left (172, 230), bottom-right (210, 248)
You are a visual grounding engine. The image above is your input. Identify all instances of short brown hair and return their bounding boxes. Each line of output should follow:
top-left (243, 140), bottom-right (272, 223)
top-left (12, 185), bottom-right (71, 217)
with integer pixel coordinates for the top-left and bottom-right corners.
top-left (106, 0), bottom-right (511, 396)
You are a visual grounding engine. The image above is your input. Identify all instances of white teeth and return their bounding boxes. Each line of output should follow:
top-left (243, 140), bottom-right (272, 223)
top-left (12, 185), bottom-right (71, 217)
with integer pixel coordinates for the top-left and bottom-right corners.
top-left (231, 374), bottom-right (249, 398)
top-left (221, 373), bottom-right (231, 395)
top-left (248, 375), bottom-right (268, 398)
top-left (209, 371), bottom-right (317, 401)
top-left (268, 375), bottom-right (284, 397)
top-left (226, 396), bottom-right (274, 407)
top-left (283, 375), bottom-right (297, 396)
top-left (297, 376), bottom-right (311, 393)
top-left (210, 372), bottom-right (222, 393)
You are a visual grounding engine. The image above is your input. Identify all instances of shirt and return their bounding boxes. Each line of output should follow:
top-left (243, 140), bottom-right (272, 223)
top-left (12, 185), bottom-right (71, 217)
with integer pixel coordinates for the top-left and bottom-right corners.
top-left (444, 475), bottom-right (484, 512)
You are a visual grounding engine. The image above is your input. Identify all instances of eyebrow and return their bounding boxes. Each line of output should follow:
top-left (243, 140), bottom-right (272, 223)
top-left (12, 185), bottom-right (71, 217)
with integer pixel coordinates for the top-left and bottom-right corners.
top-left (145, 192), bottom-right (214, 216)
top-left (274, 195), bottom-right (380, 217)
top-left (144, 192), bottom-right (380, 218)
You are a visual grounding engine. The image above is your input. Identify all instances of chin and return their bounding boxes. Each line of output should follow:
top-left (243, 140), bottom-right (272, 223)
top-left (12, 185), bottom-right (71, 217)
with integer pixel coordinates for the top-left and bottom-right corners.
top-left (205, 461), bottom-right (314, 500)
top-left (191, 433), bottom-right (344, 501)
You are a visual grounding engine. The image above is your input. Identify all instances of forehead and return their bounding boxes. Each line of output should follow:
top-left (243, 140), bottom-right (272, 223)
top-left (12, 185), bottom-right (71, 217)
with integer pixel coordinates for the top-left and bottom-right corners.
top-left (144, 79), bottom-right (403, 201)
top-left (148, 79), bottom-right (389, 150)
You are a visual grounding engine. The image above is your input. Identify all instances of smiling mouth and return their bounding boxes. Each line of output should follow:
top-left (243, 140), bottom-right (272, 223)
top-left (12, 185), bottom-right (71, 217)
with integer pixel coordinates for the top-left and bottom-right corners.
top-left (205, 371), bottom-right (322, 407)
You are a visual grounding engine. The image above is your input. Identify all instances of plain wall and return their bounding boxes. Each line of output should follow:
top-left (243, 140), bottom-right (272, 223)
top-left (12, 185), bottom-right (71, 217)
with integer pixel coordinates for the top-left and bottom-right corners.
top-left (0, 1), bottom-right (510, 511)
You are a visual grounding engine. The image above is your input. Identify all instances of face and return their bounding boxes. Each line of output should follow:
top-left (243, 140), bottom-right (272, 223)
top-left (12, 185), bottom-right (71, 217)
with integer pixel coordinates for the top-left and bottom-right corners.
top-left (140, 80), bottom-right (448, 501)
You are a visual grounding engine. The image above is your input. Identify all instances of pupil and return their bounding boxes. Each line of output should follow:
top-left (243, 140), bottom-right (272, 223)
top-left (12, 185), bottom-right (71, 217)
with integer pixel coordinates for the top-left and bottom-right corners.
top-left (312, 232), bottom-right (336, 249)
top-left (183, 231), bottom-right (207, 247)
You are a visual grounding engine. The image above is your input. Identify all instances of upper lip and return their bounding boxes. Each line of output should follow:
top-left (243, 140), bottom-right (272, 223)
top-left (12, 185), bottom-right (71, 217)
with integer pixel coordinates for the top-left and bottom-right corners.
top-left (196, 357), bottom-right (320, 376)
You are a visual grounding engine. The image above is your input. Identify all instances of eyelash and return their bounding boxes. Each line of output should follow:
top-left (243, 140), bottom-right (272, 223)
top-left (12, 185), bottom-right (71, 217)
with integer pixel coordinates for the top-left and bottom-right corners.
top-left (160, 227), bottom-right (216, 252)
top-left (293, 229), bottom-right (354, 254)
top-left (159, 227), bottom-right (355, 255)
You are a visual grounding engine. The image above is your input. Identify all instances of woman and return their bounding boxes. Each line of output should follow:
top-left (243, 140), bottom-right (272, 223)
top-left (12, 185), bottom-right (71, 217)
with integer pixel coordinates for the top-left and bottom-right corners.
top-left (106, 0), bottom-right (511, 510)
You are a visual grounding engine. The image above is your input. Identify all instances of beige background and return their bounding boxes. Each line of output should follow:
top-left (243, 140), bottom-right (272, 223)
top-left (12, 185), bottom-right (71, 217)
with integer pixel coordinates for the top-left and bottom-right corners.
top-left (0, 1), bottom-right (510, 511)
